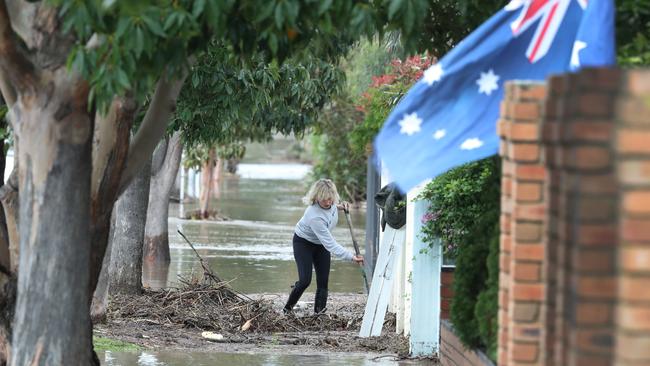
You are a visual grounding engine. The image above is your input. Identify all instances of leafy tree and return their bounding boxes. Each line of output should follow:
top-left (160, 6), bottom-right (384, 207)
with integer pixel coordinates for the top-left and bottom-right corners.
top-left (0, 0), bottom-right (434, 363)
top-left (310, 98), bottom-right (368, 202)
top-left (310, 0), bottom-right (507, 201)
top-left (311, 52), bottom-right (433, 201)
top-left (175, 39), bottom-right (345, 217)
top-left (617, 0), bottom-right (650, 66)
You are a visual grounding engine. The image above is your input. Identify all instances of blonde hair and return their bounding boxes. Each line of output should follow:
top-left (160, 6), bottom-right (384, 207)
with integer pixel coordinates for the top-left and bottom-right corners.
top-left (303, 178), bottom-right (340, 205)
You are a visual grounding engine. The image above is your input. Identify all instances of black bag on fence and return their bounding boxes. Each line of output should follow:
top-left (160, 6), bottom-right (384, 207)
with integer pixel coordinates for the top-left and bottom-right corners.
top-left (374, 183), bottom-right (406, 231)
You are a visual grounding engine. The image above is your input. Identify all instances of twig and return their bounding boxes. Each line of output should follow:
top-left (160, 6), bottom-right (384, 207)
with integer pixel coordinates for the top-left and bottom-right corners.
top-left (177, 229), bottom-right (220, 280)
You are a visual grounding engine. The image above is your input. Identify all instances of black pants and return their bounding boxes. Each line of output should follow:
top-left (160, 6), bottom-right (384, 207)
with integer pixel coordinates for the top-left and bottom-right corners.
top-left (284, 234), bottom-right (330, 311)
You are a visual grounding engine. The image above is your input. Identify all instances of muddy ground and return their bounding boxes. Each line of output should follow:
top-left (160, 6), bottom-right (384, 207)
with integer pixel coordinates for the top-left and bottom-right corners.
top-left (93, 285), bottom-right (438, 364)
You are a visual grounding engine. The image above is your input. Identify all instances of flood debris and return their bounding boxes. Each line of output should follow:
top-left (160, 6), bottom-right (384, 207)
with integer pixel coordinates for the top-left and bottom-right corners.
top-left (97, 232), bottom-right (437, 363)
top-left (100, 280), bottom-right (427, 360)
top-left (107, 277), bottom-right (367, 335)
top-left (201, 331), bottom-right (224, 341)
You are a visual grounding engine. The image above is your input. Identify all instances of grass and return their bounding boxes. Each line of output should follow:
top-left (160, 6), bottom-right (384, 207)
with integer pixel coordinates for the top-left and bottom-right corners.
top-left (93, 336), bottom-right (142, 352)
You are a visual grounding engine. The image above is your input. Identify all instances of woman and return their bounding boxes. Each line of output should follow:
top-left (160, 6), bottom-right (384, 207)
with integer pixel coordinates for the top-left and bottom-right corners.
top-left (283, 178), bottom-right (364, 314)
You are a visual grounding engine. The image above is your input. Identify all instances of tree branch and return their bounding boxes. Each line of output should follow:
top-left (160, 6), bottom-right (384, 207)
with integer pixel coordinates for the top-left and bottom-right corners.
top-left (159, 131), bottom-right (182, 181)
top-left (150, 136), bottom-right (168, 177)
top-left (91, 96), bottom-right (136, 217)
top-left (0, 0), bottom-right (38, 93)
top-left (118, 70), bottom-right (188, 193)
top-left (151, 130), bottom-right (182, 203)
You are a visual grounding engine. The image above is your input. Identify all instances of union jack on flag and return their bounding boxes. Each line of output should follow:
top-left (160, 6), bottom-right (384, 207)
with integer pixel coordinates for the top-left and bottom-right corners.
top-left (374, 0), bottom-right (615, 192)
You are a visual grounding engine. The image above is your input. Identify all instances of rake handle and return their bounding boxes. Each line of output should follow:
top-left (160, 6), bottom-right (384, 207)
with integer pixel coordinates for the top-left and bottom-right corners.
top-left (343, 208), bottom-right (370, 294)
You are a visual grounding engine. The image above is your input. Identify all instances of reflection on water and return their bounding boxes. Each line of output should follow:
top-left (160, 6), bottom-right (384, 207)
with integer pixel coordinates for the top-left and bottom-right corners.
top-left (146, 165), bottom-right (368, 294)
top-left (101, 350), bottom-right (428, 366)
top-left (236, 163), bottom-right (312, 180)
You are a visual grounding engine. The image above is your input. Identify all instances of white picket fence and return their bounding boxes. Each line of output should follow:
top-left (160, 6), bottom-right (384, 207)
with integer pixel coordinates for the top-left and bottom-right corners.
top-left (359, 180), bottom-right (444, 357)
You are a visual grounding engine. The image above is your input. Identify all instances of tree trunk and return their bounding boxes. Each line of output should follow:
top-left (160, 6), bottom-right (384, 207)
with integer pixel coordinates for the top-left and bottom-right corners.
top-left (0, 270), bottom-right (15, 366)
top-left (11, 71), bottom-right (95, 365)
top-left (109, 158), bottom-right (151, 294)
top-left (0, 116), bottom-right (7, 273)
top-left (142, 260), bottom-right (170, 290)
top-left (0, 170), bottom-right (18, 274)
top-left (90, 211), bottom-right (114, 323)
top-left (0, 167), bottom-right (16, 366)
top-left (198, 149), bottom-right (215, 218)
top-left (211, 157), bottom-right (222, 199)
top-left (144, 132), bottom-right (182, 263)
top-left (88, 97), bottom-right (137, 303)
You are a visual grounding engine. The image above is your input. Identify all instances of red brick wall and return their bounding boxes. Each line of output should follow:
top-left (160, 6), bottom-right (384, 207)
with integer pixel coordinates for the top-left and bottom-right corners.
top-left (441, 320), bottom-right (495, 366)
top-left (441, 266), bottom-right (454, 320)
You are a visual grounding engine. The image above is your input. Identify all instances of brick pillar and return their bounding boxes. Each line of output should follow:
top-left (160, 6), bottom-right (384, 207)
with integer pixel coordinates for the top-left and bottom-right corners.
top-left (615, 69), bottom-right (650, 365)
top-left (549, 68), bottom-right (621, 366)
top-left (498, 81), bottom-right (548, 366)
top-left (543, 74), bottom-right (571, 366)
top-left (541, 74), bottom-right (565, 366)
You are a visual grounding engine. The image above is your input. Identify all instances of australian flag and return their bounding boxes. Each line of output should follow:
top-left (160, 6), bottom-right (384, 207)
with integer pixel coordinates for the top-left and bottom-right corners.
top-left (374, 0), bottom-right (616, 192)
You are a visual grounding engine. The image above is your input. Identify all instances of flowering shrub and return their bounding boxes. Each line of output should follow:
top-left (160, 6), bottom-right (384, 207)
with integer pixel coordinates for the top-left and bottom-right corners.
top-left (312, 53), bottom-right (436, 202)
top-left (349, 55), bottom-right (435, 156)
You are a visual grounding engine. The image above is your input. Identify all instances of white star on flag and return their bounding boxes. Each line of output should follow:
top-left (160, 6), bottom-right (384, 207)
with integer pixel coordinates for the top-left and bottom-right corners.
top-left (571, 41), bottom-right (587, 69)
top-left (423, 64), bottom-right (444, 86)
top-left (433, 129), bottom-right (446, 140)
top-left (399, 112), bottom-right (422, 136)
top-left (477, 69), bottom-right (499, 95)
top-left (460, 138), bottom-right (484, 150)
top-left (504, 0), bottom-right (526, 11)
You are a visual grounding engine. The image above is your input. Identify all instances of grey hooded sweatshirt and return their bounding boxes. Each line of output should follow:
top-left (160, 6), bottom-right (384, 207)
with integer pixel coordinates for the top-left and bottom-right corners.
top-left (294, 203), bottom-right (354, 261)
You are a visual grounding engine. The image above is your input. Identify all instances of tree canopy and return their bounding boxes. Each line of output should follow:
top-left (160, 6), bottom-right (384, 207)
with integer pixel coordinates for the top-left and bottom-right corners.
top-left (173, 40), bottom-right (345, 149)
top-left (53, 0), bottom-right (440, 112)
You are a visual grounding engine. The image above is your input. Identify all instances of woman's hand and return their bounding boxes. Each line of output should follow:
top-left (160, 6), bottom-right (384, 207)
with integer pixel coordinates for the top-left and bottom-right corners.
top-left (352, 255), bottom-right (364, 265)
top-left (337, 201), bottom-right (350, 212)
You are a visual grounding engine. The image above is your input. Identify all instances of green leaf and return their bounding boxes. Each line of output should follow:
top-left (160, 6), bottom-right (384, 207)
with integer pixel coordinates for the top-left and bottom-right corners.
top-left (192, 0), bottom-right (206, 18)
top-left (388, 0), bottom-right (404, 20)
top-left (164, 13), bottom-right (177, 31)
top-left (317, 0), bottom-right (333, 15)
top-left (142, 14), bottom-right (166, 37)
top-left (254, 1), bottom-right (276, 23)
top-left (192, 72), bottom-right (200, 88)
top-left (268, 33), bottom-right (278, 55)
top-left (403, 1), bottom-right (414, 34)
top-left (115, 17), bottom-right (131, 39)
top-left (72, 49), bottom-right (86, 74)
top-left (134, 26), bottom-right (144, 57)
top-left (116, 68), bottom-right (131, 89)
top-left (274, 2), bottom-right (285, 29)
top-left (284, 1), bottom-right (299, 23)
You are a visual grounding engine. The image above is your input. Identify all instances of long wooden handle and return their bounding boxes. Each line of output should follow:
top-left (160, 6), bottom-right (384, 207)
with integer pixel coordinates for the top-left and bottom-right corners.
top-left (344, 210), bottom-right (362, 256)
top-left (344, 209), bottom-right (370, 294)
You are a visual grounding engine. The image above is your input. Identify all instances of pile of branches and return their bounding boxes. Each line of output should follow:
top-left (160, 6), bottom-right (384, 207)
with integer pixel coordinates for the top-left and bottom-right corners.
top-left (108, 276), bottom-right (362, 335)
top-left (107, 230), bottom-right (365, 335)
